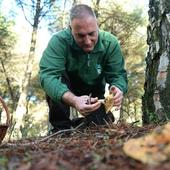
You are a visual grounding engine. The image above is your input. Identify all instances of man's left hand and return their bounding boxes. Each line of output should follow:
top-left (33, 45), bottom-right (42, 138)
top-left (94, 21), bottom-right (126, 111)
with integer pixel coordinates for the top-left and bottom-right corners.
top-left (109, 85), bottom-right (123, 110)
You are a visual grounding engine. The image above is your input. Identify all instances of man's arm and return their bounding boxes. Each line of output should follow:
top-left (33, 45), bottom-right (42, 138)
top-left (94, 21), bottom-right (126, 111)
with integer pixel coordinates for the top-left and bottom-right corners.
top-left (104, 35), bottom-right (128, 109)
top-left (61, 91), bottom-right (78, 108)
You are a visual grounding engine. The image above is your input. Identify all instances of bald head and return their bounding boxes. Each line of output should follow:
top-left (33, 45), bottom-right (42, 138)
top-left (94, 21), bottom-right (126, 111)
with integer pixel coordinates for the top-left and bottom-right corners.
top-left (69, 4), bottom-right (98, 53)
top-left (70, 4), bottom-right (96, 22)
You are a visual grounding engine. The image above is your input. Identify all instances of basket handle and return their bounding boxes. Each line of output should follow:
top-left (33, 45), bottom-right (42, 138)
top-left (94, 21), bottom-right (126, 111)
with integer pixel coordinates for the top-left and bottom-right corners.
top-left (0, 96), bottom-right (10, 126)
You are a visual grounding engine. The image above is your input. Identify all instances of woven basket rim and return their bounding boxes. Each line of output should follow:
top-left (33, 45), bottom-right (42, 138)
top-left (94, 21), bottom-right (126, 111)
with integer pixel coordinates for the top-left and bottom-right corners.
top-left (0, 124), bottom-right (8, 127)
top-left (0, 96), bottom-right (10, 126)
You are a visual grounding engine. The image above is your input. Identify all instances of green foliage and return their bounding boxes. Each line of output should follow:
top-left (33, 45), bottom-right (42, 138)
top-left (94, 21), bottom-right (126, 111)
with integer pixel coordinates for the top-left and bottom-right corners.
top-left (148, 112), bottom-right (159, 124)
top-left (20, 112), bottom-right (48, 139)
top-left (0, 14), bottom-right (17, 111)
top-left (0, 156), bottom-right (8, 170)
top-left (29, 74), bottom-right (46, 102)
top-left (48, 5), bottom-right (69, 33)
top-left (98, 5), bottom-right (145, 44)
top-left (0, 14), bottom-right (16, 61)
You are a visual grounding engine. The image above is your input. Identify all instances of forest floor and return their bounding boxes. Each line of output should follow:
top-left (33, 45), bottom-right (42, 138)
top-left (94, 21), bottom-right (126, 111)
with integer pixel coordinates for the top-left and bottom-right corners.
top-left (0, 123), bottom-right (170, 170)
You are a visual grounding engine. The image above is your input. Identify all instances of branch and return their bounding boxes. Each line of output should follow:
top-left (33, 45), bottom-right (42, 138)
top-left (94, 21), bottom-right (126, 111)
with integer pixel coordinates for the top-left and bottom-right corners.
top-left (16, 0), bottom-right (33, 26)
top-left (39, 1), bottom-right (55, 22)
top-left (0, 59), bottom-right (15, 110)
top-left (0, 122), bottom-right (85, 147)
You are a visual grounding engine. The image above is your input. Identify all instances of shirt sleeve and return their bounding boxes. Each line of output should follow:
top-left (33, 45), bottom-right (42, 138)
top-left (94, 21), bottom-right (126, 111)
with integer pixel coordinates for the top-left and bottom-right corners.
top-left (104, 37), bottom-right (128, 94)
top-left (39, 35), bottom-right (69, 102)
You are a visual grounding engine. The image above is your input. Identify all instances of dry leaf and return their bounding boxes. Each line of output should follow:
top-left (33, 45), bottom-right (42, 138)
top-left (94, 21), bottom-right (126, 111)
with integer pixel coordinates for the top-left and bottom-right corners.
top-left (123, 122), bottom-right (170, 165)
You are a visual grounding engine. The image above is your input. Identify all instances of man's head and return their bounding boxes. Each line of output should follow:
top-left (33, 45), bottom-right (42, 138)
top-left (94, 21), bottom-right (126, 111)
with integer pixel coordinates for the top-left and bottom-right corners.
top-left (70, 4), bottom-right (98, 53)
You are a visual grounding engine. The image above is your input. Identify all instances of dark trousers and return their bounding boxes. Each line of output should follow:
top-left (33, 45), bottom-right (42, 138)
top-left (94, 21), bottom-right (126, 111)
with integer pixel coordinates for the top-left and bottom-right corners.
top-left (46, 73), bottom-right (114, 131)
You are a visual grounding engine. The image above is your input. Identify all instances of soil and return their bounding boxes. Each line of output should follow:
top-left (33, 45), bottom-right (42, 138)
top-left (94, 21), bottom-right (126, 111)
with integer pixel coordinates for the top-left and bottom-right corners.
top-left (0, 123), bottom-right (170, 170)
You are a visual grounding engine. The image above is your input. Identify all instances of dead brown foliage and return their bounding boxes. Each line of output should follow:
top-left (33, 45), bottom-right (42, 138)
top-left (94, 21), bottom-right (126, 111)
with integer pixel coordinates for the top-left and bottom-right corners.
top-left (0, 123), bottom-right (170, 170)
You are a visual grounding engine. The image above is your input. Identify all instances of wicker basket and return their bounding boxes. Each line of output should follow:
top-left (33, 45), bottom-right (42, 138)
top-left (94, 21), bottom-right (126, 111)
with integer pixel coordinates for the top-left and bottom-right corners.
top-left (0, 96), bottom-right (10, 143)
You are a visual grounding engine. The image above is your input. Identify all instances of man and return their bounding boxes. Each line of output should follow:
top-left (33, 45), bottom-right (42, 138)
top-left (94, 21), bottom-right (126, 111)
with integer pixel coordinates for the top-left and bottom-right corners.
top-left (39, 4), bottom-right (128, 132)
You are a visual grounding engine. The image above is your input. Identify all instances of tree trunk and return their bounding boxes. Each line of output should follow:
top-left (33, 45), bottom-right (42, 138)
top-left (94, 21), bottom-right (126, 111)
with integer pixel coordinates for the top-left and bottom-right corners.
top-left (14, 0), bottom-right (40, 138)
top-left (142, 0), bottom-right (170, 124)
top-left (72, 0), bottom-right (79, 6)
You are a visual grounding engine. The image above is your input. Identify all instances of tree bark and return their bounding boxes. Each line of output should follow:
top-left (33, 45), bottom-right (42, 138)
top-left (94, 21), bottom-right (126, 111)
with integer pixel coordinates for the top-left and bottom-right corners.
top-left (142, 0), bottom-right (170, 124)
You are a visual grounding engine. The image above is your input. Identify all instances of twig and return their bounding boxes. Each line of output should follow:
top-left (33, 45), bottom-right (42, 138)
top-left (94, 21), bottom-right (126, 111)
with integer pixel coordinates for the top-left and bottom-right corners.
top-left (92, 141), bottom-right (98, 148)
top-left (7, 121), bottom-right (16, 142)
top-left (98, 99), bottom-right (104, 103)
top-left (0, 123), bottom-right (85, 147)
top-left (38, 125), bottom-right (84, 143)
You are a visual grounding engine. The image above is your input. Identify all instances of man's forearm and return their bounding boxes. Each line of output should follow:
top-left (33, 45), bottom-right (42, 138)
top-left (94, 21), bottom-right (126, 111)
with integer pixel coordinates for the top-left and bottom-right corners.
top-left (62, 91), bottom-right (78, 108)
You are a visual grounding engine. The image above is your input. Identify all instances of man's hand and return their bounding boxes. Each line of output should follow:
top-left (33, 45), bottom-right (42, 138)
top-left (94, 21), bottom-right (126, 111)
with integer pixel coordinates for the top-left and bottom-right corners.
top-left (73, 95), bottom-right (101, 116)
top-left (109, 85), bottom-right (123, 110)
top-left (62, 91), bottom-right (101, 117)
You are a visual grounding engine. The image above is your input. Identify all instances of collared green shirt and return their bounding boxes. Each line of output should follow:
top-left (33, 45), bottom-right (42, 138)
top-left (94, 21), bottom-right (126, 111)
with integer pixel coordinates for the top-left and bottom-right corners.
top-left (39, 28), bottom-right (128, 102)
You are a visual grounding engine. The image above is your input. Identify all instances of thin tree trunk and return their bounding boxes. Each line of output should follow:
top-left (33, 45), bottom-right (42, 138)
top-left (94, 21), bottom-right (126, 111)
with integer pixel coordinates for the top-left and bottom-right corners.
top-left (1, 59), bottom-right (15, 111)
top-left (62, 0), bottom-right (67, 28)
top-left (14, 0), bottom-right (40, 138)
top-left (94, 0), bottom-right (100, 18)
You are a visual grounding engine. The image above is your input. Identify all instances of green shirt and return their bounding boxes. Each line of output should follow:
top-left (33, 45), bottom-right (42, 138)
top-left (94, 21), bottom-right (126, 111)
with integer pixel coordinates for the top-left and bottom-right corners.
top-left (39, 28), bottom-right (128, 102)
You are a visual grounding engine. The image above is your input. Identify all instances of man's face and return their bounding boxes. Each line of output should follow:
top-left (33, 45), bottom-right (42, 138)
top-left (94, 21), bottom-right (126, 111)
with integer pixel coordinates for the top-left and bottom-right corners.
top-left (70, 16), bottom-right (98, 53)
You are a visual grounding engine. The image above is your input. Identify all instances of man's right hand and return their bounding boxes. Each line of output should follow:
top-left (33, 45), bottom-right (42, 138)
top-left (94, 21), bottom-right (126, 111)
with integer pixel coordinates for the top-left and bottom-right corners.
top-left (73, 95), bottom-right (101, 116)
top-left (62, 91), bottom-right (101, 116)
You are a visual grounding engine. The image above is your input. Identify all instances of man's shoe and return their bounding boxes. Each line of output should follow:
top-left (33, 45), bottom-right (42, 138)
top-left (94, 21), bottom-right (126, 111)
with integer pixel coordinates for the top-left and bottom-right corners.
top-left (71, 110), bottom-right (115, 129)
top-left (105, 111), bottom-right (115, 123)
